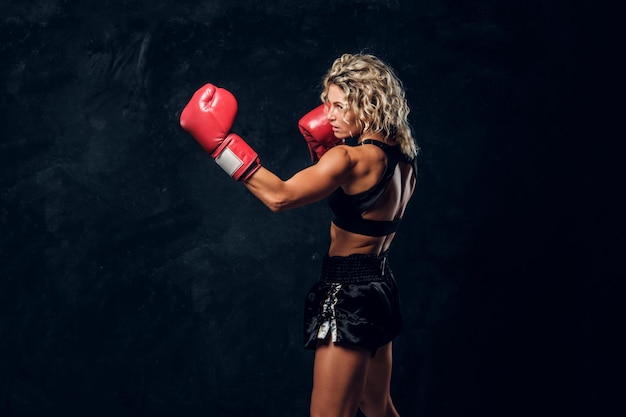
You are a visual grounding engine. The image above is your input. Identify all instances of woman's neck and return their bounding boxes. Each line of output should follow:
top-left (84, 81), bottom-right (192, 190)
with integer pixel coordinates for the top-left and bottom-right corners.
top-left (357, 131), bottom-right (385, 144)
top-left (358, 132), bottom-right (397, 146)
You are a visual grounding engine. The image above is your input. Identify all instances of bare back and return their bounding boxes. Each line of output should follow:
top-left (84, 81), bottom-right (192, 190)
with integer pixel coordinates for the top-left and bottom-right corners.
top-left (328, 143), bottom-right (416, 257)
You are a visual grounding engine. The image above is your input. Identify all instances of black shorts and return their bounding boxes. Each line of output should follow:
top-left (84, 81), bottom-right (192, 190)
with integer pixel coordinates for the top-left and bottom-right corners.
top-left (303, 252), bottom-right (403, 356)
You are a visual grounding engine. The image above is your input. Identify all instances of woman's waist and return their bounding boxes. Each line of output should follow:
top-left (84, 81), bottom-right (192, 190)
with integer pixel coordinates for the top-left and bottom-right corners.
top-left (320, 250), bottom-right (391, 283)
top-left (328, 223), bottom-right (394, 257)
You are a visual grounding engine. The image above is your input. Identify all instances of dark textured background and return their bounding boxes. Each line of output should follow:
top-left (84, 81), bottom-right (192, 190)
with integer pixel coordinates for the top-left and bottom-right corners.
top-left (1, 0), bottom-right (621, 416)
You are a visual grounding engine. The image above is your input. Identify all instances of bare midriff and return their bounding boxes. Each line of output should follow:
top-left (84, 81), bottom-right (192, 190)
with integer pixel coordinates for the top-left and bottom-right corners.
top-left (327, 223), bottom-right (396, 257)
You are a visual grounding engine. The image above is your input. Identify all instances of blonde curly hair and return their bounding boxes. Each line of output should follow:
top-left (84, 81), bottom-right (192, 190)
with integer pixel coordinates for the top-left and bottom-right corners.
top-left (320, 53), bottom-right (419, 159)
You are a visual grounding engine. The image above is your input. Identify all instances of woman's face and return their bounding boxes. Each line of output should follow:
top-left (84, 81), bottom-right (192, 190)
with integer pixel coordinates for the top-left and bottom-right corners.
top-left (325, 84), bottom-right (360, 139)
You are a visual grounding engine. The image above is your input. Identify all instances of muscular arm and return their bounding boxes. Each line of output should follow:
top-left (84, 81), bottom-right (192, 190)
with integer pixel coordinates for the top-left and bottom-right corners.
top-left (243, 146), bottom-right (354, 212)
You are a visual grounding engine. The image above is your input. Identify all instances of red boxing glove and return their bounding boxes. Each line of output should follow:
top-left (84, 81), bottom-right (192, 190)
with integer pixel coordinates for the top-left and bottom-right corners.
top-left (180, 84), bottom-right (261, 181)
top-left (298, 104), bottom-right (343, 163)
top-left (180, 83), bottom-right (237, 154)
top-left (211, 133), bottom-right (261, 181)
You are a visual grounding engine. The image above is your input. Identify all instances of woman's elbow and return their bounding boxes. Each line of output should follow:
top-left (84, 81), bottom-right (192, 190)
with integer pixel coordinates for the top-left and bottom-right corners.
top-left (265, 197), bottom-right (291, 213)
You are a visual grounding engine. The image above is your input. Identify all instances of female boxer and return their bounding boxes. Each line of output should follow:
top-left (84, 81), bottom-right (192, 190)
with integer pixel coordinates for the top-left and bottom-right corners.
top-left (180, 53), bottom-right (418, 417)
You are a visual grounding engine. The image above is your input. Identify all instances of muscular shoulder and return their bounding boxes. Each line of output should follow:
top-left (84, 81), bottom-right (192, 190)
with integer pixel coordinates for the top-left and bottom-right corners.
top-left (318, 144), bottom-right (385, 190)
top-left (319, 145), bottom-right (355, 169)
top-left (312, 145), bottom-right (362, 186)
top-left (326, 144), bottom-right (384, 164)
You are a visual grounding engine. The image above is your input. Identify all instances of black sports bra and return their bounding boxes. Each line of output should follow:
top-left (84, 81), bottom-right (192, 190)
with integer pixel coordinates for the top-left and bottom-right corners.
top-left (327, 139), bottom-right (415, 237)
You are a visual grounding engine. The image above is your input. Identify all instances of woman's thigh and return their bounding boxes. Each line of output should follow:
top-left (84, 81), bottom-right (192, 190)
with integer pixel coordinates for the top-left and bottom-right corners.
top-left (310, 339), bottom-right (371, 417)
